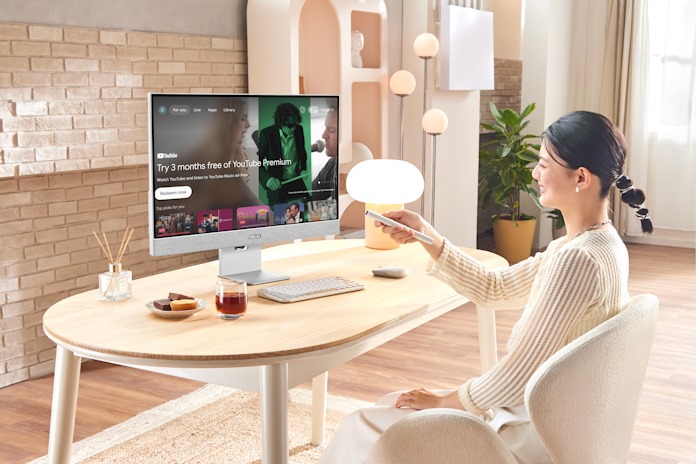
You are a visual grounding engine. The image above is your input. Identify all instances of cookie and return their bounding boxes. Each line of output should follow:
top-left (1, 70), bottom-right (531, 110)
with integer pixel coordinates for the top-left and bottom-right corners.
top-left (170, 299), bottom-right (198, 311)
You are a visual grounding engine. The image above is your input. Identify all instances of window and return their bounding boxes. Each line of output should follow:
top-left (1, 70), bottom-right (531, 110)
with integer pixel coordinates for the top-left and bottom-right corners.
top-left (647, 0), bottom-right (696, 140)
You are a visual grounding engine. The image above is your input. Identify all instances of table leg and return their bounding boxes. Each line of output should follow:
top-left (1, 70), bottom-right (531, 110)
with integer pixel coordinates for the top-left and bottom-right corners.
top-left (260, 363), bottom-right (289, 464)
top-left (311, 371), bottom-right (328, 446)
top-left (476, 305), bottom-right (498, 372)
top-left (47, 346), bottom-right (82, 464)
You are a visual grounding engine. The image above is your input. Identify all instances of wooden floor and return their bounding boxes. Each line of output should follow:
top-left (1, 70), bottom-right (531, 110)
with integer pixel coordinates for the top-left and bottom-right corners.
top-left (0, 243), bottom-right (693, 463)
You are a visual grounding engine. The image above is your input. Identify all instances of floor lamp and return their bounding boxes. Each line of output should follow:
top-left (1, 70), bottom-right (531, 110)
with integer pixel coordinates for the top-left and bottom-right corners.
top-left (413, 33), bottom-right (439, 217)
top-left (389, 70), bottom-right (416, 161)
top-left (422, 109), bottom-right (448, 226)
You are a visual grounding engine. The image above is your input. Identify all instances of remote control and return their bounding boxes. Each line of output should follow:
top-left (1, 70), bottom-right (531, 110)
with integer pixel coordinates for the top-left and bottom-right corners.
top-left (365, 210), bottom-right (435, 245)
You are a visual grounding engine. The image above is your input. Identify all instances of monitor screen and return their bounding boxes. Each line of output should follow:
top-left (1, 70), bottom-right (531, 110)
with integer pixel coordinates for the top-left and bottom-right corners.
top-left (148, 93), bottom-right (340, 283)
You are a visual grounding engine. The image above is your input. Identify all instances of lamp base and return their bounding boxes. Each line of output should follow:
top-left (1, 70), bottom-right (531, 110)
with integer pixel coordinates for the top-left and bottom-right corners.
top-left (364, 203), bottom-right (404, 250)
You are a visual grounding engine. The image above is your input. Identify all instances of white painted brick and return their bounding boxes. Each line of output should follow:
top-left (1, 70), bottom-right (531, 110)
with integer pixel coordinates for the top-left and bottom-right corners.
top-left (18, 162), bottom-right (54, 176)
top-left (35, 115), bottom-right (73, 131)
top-left (15, 101), bottom-right (48, 116)
top-left (115, 74), bottom-right (142, 87)
top-left (68, 144), bottom-right (102, 159)
top-left (4, 148), bottom-right (34, 164)
top-left (65, 58), bottom-right (99, 72)
top-left (2, 117), bottom-right (36, 131)
top-left (33, 87), bottom-right (67, 100)
top-left (85, 128), bottom-right (118, 143)
top-left (73, 115), bottom-right (103, 129)
top-left (55, 159), bottom-right (90, 172)
top-left (36, 146), bottom-right (67, 161)
top-left (66, 87), bottom-right (101, 99)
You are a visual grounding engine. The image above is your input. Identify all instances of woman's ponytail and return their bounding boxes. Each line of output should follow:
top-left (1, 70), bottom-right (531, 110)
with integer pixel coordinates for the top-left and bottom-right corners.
top-left (615, 174), bottom-right (653, 233)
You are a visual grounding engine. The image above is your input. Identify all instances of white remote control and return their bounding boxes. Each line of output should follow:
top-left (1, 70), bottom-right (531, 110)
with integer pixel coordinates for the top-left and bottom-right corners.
top-left (365, 210), bottom-right (435, 245)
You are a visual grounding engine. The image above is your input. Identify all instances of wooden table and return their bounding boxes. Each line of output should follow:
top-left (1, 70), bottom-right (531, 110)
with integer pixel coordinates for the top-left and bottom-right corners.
top-left (43, 239), bottom-right (507, 464)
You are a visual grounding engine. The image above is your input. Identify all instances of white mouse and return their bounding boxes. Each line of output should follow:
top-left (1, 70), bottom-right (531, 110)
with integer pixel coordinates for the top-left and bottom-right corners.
top-left (372, 266), bottom-right (409, 279)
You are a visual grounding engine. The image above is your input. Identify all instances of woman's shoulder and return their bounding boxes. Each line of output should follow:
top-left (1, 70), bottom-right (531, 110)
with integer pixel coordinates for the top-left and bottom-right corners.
top-left (555, 228), bottom-right (627, 263)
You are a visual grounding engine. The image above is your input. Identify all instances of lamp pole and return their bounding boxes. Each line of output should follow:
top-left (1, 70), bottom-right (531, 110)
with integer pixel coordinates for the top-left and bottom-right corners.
top-left (389, 70), bottom-right (416, 162)
top-left (413, 33), bottom-right (439, 219)
top-left (422, 109), bottom-right (448, 227)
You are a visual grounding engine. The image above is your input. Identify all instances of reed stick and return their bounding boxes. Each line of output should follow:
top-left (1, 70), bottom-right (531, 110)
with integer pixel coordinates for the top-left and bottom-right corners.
top-left (93, 231), bottom-right (110, 261)
top-left (102, 232), bottom-right (114, 263)
top-left (116, 227), bottom-right (135, 264)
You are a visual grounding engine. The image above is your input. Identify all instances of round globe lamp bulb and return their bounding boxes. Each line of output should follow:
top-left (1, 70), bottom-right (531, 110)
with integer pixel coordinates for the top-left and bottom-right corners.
top-left (422, 109), bottom-right (448, 135)
top-left (346, 159), bottom-right (424, 205)
top-left (389, 70), bottom-right (416, 96)
top-left (413, 33), bottom-right (439, 58)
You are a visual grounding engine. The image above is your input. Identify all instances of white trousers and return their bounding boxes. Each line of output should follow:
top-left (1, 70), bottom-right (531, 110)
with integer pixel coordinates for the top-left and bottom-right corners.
top-left (318, 391), bottom-right (552, 464)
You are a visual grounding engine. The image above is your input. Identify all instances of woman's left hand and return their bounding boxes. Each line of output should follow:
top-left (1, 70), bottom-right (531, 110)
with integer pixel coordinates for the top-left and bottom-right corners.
top-left (395, 388), bottom-right (446, 410)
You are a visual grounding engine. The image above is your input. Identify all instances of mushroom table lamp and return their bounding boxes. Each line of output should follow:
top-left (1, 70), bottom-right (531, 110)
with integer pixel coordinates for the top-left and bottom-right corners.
top-left (346, 159), bottom-right (424, 250)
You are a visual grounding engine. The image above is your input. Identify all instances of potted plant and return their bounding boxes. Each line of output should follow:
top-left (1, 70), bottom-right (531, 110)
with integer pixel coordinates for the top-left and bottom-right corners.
top-left (479, 101), bottom-right (541, 263)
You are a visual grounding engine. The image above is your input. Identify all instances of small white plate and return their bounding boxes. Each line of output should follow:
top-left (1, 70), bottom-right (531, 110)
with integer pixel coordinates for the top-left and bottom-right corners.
top-left (146, 299), bottom-right (207, 318)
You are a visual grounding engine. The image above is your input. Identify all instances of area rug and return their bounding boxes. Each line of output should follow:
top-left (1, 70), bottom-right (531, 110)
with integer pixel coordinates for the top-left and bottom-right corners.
top-left (30, 384), bottom-right (371, 464)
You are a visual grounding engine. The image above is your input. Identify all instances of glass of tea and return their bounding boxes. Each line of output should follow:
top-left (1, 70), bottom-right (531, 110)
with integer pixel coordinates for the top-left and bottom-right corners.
top-left (215, 278), bottom-right (247, 320)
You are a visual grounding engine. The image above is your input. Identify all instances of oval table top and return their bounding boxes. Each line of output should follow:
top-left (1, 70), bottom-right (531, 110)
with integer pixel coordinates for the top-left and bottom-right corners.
top-left (43, 240), bottom-right (507, 365)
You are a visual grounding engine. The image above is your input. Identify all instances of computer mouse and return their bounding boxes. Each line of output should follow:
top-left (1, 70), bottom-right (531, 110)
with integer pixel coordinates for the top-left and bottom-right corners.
top-left (372, 266), bottom-right (409, 279)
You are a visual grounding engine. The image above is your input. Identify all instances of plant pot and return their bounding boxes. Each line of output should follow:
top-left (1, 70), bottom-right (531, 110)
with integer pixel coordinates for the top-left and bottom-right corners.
top-left (493, 217), bottom-right (537, 264)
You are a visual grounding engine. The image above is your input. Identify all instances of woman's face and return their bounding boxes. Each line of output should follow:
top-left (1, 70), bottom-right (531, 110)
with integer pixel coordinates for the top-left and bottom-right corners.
top-left (237, 110), bottom-right (250, 144)
top-left (532, 141), bottom-right (575, 209)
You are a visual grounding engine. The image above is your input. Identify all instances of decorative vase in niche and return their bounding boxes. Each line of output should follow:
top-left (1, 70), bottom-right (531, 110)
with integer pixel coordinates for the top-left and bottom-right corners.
top-left (351, 30), bottom-right (364, 68)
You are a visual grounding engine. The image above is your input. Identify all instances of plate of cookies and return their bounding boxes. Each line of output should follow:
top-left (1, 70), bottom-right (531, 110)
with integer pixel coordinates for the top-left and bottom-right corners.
top-left (146, 292), bottom-right (206, 318)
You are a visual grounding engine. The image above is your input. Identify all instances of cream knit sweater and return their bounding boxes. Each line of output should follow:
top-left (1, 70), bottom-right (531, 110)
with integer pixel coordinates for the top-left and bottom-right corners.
top-left (427, 228), bottom-right (630, 415)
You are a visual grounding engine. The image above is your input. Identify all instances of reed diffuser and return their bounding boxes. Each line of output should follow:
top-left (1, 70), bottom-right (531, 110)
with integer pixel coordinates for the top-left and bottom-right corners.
top-left (94, 227), bottom-right (134, 301)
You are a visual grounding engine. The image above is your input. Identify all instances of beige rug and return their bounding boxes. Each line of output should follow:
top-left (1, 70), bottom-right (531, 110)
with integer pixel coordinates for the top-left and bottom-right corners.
top-left (30, 385), bottom-right (371, 464)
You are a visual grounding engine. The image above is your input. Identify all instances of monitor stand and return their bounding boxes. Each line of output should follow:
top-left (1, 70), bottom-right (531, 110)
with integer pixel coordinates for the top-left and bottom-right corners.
top-left (218, 245), bottom-right (289, 285)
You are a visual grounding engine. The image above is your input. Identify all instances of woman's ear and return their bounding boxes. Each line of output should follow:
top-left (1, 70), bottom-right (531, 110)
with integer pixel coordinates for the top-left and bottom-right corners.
top-left (576, 167), bottom-right (592, 191)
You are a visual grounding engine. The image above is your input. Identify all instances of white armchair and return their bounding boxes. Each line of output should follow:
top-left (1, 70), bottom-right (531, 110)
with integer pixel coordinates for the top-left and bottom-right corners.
top-left (367, 294), bottom-right (659, 464)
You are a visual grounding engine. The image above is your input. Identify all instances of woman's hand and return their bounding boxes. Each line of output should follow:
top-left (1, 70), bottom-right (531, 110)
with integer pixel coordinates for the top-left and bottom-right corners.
top-left (394, 388), bottom-right (446, 410)
top-left (373, 210), bottom-right (445, 260)
top-left (395, 389), bottom-right (465, 411)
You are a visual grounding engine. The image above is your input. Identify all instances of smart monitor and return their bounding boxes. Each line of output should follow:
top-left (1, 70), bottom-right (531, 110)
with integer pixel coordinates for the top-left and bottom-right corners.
top-left (148, 93), bottom-right (340, 284)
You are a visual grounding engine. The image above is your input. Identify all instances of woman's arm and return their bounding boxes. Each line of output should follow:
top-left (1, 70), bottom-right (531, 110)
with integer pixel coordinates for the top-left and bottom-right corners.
top-left (374, 209), bottom-right (544, 310)
top-left (459, 247), bottom-right (601, 413)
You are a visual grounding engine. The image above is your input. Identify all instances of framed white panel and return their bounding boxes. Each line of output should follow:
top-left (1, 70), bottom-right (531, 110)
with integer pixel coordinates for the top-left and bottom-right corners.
top-left (439, 2), bottom-right (494, 90)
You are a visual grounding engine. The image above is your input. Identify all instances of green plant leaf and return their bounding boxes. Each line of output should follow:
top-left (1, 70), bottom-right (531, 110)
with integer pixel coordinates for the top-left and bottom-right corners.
top-left (501, 109), bottom-right (518, 127)
top-left (519, 103), bottom-right (535, 120)
top-left (489, 101), bottom-right (502, 122)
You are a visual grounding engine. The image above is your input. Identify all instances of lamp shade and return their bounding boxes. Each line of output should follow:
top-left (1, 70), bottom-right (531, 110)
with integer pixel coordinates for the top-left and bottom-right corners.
top-left (422, 109), bottom-right (448, 135)
top-left (413, 33), bottom-right (439, 58)
top-left (389, 70), bottom-right (416, 96)
top-left (346, 159), bottom-right (424, 204)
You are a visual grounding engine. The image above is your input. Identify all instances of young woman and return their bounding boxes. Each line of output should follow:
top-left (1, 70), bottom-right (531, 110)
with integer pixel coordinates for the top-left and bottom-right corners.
top-left (319, 111), bottom-right (653, 464)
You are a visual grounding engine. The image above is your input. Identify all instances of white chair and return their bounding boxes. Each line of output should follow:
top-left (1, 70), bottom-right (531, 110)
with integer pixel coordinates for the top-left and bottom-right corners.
top-left (367, 294), bottom-right (659, 464)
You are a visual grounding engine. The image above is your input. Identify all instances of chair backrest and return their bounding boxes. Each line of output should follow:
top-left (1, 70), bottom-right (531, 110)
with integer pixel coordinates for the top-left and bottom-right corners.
top-left (525, 294), bottom-right (659, 464)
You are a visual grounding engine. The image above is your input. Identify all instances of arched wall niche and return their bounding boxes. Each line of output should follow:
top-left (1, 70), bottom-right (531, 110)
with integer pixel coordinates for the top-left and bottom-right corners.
top-left (248, 0), bottom-right (388, 165)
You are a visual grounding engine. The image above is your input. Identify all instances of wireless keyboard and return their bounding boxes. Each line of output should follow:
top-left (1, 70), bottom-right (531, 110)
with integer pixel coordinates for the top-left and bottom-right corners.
top-left (257, 276), bottom-right (365, 303)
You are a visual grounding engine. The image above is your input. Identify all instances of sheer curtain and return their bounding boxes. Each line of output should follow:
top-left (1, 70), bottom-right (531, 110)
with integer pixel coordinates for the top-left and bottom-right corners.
top-left (565, 0), bottom-right (695, 241)
top-left (625, 0), bottom-right (696, 237)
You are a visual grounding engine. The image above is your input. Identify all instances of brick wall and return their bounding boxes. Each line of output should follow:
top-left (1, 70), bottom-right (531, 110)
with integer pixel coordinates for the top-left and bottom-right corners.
top-left (0, 23), bottom-right (246, 388)
top-left (479, 58), bottom-right (522, 131)
top-left (478, 58), bottom-right (523, 238)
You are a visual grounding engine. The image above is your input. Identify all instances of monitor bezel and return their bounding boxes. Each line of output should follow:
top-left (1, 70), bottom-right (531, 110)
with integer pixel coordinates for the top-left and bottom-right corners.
top-left (147, 92), bottom-right (341, 260)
